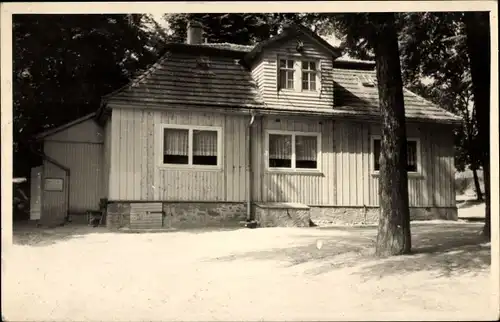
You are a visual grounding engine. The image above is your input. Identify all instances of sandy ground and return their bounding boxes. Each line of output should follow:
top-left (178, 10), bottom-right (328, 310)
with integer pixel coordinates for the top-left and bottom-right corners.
top-left (3, 211), bottom-right (496, 321)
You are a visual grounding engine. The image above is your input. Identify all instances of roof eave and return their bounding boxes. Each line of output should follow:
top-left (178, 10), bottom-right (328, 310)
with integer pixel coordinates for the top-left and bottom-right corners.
top-left (32, 112), bottom-right (97, 141)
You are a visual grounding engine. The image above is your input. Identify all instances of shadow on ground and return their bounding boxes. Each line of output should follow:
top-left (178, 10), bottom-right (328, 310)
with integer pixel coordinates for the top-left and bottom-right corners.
top-left (211, 223), bottom-right (490, 278)
top-left (12, 221), bottom-right (246, 247)
top-left (12, 221), bottom-right (110, 247)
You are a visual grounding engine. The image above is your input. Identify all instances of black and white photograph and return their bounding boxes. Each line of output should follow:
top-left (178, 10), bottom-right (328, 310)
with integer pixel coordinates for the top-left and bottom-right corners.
top-left (1, 1), bottom-right (499, 321)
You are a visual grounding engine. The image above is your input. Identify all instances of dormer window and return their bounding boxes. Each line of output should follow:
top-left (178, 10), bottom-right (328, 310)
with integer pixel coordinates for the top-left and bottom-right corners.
top-left (279, 59), bottom-right (295, 90)
top-left (278, 57), bottom-right (320, 92)
top-left (301, 61), bottom-right (317, 91)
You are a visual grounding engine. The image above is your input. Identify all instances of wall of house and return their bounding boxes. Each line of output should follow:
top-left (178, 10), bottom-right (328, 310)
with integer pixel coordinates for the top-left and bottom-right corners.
top-left (102, 120), bottom-right (112, 200)
top-left (108, 106), bottom-right (455, 210)
top-left (251, 115), bottom-right (456, 208)
top-left (108, 107), bottom-right (250, 202)
top-left (363, 122), bottom-right (456, 208)
top-left (250, 35), bottom-right (335, 110)
top-left (43, 119), bottom-right (104, 214)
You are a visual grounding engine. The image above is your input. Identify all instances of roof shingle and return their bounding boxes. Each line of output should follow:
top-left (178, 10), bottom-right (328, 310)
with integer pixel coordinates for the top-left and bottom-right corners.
top-left (107, 45), bottom-right (264, 109)
top-left (333, 68), bottom-right (461, 123)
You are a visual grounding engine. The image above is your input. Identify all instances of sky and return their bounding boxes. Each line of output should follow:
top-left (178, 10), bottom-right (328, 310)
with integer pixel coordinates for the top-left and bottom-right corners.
top-left (151, 13), bottom-right (168, 27)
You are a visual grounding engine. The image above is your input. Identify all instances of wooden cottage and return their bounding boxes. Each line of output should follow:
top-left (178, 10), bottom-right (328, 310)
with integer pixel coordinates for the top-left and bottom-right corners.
top-left (31, 22), bottom-right (462, 228)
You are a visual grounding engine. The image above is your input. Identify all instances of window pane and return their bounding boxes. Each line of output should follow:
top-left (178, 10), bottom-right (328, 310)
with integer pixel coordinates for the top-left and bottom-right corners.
top-left (373, 139), bottom-right (381, 171)
top-left (279, 59), bottom-right (286, 68)
top-left (302, 61), bottom-right (316, 71)
top-left (286, 71), bottom-right (294, 89)
top-left (279, 70), bottom-right (287, 89)
top-left (302, 72), bottom-right (308, 90)
top-left (164, 128), bottom-right (189, 164)
top-left (296, 135), bottom-right (318, 169)
top-left (269, 134), bottom-right (292, 168)
top-left (310, 78), bottom-right (316, 91)
top-left (302, 72), bottom-right (316, 91)
top-left (287, 60), bottom-right (294, 69)
top-left (193, 130), bottom-right (218, 165)
top-left (407, 141), bottom-right (417, 172)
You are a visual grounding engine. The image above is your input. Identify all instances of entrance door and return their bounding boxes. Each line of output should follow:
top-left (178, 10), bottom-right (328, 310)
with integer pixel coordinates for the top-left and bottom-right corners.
top-left (30, 166), bottom-right (42, 220)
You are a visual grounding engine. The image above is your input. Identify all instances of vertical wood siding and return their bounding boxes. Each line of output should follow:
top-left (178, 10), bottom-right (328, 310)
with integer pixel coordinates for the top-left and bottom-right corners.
top-left (44, 142), bottom-right (103, 212)
top-left (109, 107), bottom-right (249, 202)
top-left (109, 107), bottom-right (455, 208)
top-left (334, 121), bottom-right (370, 206)
top-left (47, 119), bottom-right (103, 143)
top-left (102, 121), bottom-right (112, 199)
top-left (43, 119), bottom-right (104, 213)
top-left (360, 122), bottom-right (455, 207)
top-left (251, 36), bottom-right (335, 110)
top-left (251, 117), bottom-right (455, 207)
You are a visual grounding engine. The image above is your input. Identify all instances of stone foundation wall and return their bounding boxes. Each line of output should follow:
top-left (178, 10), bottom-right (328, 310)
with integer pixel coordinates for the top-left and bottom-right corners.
top-left (310, 206), bottom-right (458, 226)
top-left (106, 202), bottom-right (246, 230)
top-left (254, 206), bottom-right (310, 227)
top-left (106, 201), bottom-right (458, 229)
top-left (163, 202), bottom-right (246, 229)
top-left (410, 207), bottom-right (458, 221)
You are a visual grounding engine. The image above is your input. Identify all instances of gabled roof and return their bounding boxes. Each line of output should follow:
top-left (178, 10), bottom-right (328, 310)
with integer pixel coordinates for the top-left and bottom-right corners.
top-left (101, 24), bottom-right (460, 125)
top-left (333, 67), bottom-right (462, 124)
top-left (242, 24), bottom-right (343, 67)
top-left (105, 43), bottom-right (264, 109)
top-left (33, 113), bottom-right (97, 141)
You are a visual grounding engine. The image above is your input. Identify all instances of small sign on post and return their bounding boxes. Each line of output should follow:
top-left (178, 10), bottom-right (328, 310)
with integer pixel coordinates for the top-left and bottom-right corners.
top-left (44, 178), bottom-right (64, 192)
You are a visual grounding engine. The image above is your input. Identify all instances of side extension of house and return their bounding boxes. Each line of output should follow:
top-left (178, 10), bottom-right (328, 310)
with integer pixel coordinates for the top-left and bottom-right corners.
top-left (31, 114), bottom-right (105, 225)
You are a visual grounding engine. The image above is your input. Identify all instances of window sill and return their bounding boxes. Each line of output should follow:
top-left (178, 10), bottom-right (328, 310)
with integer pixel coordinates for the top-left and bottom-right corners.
top-left (158, 165), bottom-right (223, 172)
top-left (278, 89), bottom-right (320, 96)
top-left (266, 169), bottom-right (324, 176)
top-left (300, 89), bottom-right (320, 94)
top-left (371, 172), bottom-right (424, 179)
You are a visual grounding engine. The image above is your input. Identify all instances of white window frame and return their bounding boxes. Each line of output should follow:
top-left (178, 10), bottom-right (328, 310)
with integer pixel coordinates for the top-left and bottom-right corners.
top-left (265, 130), bottom-right (322, 173)
top-left (277, 55), bottom-right (321, 93)
top-left (157, 124), bottom-right (223, 170)
top-left (278, 58), bottom-right (296, 90)
top-left (370, 135), bottom-right (421, 175)
top-left (301, 59), bottom-right (319, 92)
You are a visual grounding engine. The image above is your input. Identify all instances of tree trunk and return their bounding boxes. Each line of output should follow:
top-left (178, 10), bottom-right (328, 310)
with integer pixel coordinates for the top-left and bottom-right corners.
top-left (482, 163), bottom-right (491, 238)
top-left (471, 166), bottom-right (483, 201)
top-left (464, 12), bottom-right (490, 239)
top-left (370, 13), bottom-right (412, 256)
